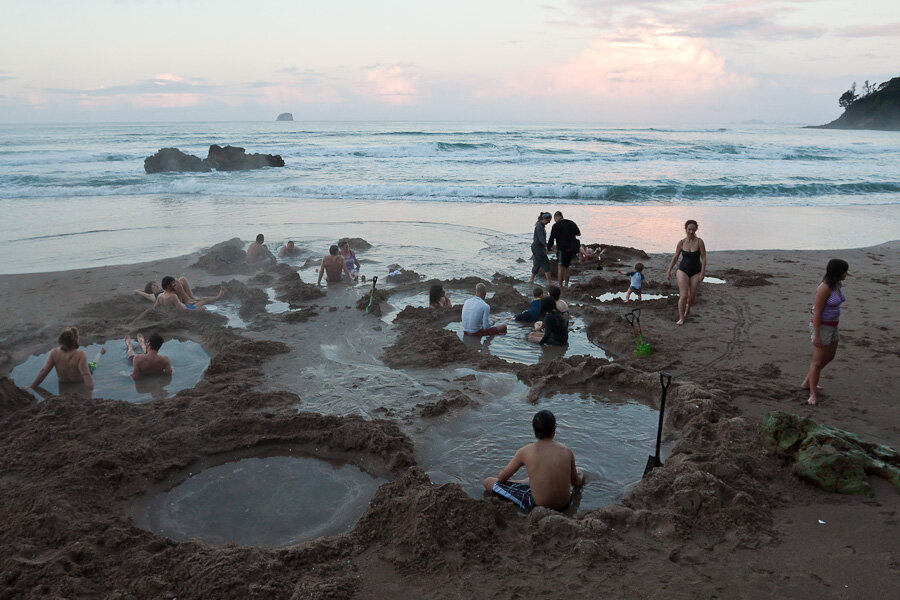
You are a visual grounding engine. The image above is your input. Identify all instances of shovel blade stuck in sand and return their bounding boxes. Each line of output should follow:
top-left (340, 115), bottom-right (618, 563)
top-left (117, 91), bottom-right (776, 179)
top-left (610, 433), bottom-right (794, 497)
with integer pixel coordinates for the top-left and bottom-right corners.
top-left (643, 371), bottom-right (672, 478)
top-left (624, 309), bottom-right (652, 356)
top-left (365, 276), bottom-right (378, 314)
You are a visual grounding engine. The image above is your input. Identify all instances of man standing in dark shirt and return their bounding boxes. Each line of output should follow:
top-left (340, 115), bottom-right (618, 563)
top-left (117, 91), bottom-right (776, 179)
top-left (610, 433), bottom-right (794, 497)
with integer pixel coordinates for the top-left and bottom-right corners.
top-left (547, 211), bottom-right (581, 288)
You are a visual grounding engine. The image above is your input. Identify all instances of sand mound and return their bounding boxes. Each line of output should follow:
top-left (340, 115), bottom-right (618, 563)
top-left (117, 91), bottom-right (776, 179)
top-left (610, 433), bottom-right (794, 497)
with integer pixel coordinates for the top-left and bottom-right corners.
top-left (356, 289), bottom-right (391, 316)
top-left (382, 328), bottom-right (507, 371)
top-left (192, 238), bottom-right (261, 276)
top-left (486, 285), bottom-right (529, 312)
top-left (598, 244), bottom-right (651, 262)
top-left (394, 305), bottom-right (462, 327)
top-left (338, 237), bottom-right (372, 251)
top-left (492, 272), bottom-right (520, 285)
top-left (0, 377), bottom-right (33, 420)
top-left (416, 390), bottom-right (476, 418)
top-left (385, 268), bottom-right (423, 284)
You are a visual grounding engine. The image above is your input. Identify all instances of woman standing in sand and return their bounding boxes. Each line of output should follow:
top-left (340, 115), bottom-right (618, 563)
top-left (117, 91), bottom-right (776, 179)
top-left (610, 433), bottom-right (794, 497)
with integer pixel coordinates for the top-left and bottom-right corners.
top-left (665, 220), bottom-right (706, 325)
top-left (802, 259), bottom-right (849, 406)
top-left (530, 212), bottom-right (553, 286)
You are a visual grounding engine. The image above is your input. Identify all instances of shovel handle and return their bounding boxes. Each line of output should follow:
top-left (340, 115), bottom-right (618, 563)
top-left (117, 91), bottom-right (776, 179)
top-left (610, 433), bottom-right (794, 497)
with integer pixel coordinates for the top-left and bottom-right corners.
top-left (660, 371), bottom-right (672, 392)
top-left (371, 276), bottom-right (378, 289)
top-left (632, 307), bottom-right (641, 321)
top-left (624, 311), bottom-right (635, 325)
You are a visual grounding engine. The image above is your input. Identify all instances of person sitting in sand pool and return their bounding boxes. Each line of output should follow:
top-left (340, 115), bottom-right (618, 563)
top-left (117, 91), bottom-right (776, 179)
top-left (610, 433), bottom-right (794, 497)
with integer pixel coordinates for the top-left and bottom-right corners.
top-left (338, 240), bottom-right (363, 282)
top-left (153, 276), bottom-right (210, 310)
top-left (617, 262), bottom-right (645, 302)
top-left (317, 245), bottom-right (354, 285)
top-left (124, 333), bottom-right (173, 379)
top-left (246, 233), bottom-right (275, 264)
top-left (461, 283), bottom-right (507, 336)
top-left (429, 284), bottom-right (452, 309)
top-left (483, 409), bottom-right (584, 511)
top-left (527, 297), bottom-right (568, 346)
top-left (515, 287), bottom-right (544, 323)
top-left (21, 326), bottom-right (94, 391)
top-left (548, 285), bottom-right (569, 323)
top-left (278, 240), bottom-right (302, 258)
top-left (802, 259), bottom-right (849, 406)
top-left (665, 219), bottom-right (707, 325)
top-left (134, 277), bottom-right (224, 307)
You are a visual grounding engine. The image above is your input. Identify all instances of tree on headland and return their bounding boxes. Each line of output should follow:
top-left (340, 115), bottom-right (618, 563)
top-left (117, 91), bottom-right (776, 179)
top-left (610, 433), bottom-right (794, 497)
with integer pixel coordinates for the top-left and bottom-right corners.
top-left (839, 79), bottom-right (885, 109)
top-left (838, 82), bottom-right (858, 109)
top-left (813, 76), bottom-right (900, 130)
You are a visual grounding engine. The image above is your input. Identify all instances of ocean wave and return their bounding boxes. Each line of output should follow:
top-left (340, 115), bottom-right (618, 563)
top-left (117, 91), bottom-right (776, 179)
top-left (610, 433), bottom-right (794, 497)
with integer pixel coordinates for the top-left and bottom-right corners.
top-left (3, 178), bottom-right (899, 204)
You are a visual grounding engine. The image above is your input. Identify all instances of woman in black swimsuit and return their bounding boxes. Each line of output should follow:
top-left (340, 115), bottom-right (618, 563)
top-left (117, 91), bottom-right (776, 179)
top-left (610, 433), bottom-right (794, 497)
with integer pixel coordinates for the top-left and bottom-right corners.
top-left (665, 219), bottom-right (707, 325)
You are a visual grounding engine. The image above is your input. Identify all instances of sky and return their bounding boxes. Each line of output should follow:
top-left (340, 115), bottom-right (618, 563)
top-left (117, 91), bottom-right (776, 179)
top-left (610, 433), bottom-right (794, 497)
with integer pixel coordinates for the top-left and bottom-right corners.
top-left (0, 0), bottom-right (898, 124)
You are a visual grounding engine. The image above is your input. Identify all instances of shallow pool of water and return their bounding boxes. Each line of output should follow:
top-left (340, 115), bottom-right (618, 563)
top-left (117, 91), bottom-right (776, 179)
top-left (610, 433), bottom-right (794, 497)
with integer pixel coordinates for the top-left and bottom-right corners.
top-left (203, 302), bottom-right (247, 328)
top-left (131, 454), bottom-right (387, 547)
top-left (12, 338), bottom-right (209, 402)
top-left (444, 313), bottom-right (611, 365)
top-left (592, 291), bottom-right (669, 302)
top-left (417, 371), bottom-right (657, 511)
top-left (704, 277), bottom-right (726, 284)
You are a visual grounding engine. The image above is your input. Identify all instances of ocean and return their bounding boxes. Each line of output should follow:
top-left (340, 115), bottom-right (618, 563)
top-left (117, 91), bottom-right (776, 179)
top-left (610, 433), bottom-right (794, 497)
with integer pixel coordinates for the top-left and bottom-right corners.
top-left (1, 122), bottom-right (898, 273)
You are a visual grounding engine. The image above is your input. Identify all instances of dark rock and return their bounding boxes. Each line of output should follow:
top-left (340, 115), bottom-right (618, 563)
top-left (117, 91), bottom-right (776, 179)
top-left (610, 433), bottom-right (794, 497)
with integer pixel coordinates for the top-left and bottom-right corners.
top-left (144, 148), bottom-right (210, 174)
top-left (811, 76), bottom-right (900, 131)
top-left (276, 113), bottom-right (294, 121)
top-left (203, 145), bottom-right (285, 171)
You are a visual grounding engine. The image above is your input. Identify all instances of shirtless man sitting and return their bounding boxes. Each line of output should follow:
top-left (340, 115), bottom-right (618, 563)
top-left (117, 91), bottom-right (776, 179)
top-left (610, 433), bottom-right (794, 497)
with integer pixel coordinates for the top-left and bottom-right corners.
top-left (483, 409), bottom-right (584, 511)
top-left (125, 333), bottom-right (173, 378)
top-left (317, 244), bottom-right (353, 285)
top-left (153, 276), bottom-right (208, 310)
top-left (246, 233), bottom-right (275, 264)
top-left (278, 240), bottom-right (302, 258)
top-left (21, 326), bottom-right (94, 391)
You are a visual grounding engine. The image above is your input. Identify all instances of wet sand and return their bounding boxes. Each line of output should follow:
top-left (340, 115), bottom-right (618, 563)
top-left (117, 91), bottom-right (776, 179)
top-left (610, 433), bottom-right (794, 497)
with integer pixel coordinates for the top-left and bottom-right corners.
top-left (0, 235), bottom-right (898, 599)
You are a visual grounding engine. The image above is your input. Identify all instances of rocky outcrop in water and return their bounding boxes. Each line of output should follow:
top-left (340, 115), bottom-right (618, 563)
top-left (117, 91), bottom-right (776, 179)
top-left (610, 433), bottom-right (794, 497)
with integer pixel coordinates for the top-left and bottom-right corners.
top-left (144, 145), bottom-right (285, 173)
top-left (811, 76), bottom-right (900, 131)
top-left (276, 113), bottom-right (294, 121)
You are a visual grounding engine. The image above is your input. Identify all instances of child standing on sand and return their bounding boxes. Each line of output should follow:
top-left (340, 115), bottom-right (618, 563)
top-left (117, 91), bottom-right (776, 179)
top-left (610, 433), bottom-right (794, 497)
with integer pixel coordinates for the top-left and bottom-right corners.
top-left (483, 409), bottom-right (584, 511)
top-left (618, 262), bottom-right (645, 301)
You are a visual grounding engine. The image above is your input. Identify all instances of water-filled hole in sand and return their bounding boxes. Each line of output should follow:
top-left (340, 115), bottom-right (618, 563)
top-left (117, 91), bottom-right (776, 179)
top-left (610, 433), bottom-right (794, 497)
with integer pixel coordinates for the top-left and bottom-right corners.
top-left (131, 453), bottom-right (387, 547)
top-left (418, 371), bottom-right (658, 511)
top-left (203, 302), bottom-right (247, 328)
top-left (591, 291), bottom-right (669, 302)
top-left (12, 338), bottom-right (210, 403)
top-left (444, 313), bottom-right (611, 365)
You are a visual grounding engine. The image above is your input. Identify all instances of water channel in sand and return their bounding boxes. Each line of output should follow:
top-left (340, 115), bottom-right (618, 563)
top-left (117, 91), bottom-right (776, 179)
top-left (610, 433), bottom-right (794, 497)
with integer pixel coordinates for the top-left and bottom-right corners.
top-left (12, 339), bottom-right (209, 402)
top-left (416, 370), bottom-right (659, 511)
top-left (131, 452), bottom-right (387, 547)
top-left (444, 313), bottom-right (611, 365)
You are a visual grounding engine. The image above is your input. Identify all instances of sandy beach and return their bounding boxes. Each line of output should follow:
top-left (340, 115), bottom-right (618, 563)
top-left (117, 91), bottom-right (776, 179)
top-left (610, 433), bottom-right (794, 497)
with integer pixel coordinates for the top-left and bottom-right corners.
top-left (1, 230), bottom-right (898, 599)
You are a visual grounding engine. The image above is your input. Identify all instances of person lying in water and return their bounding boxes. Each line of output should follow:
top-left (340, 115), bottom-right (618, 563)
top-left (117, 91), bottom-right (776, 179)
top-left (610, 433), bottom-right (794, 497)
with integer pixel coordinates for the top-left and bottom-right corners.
top-left (483, 409), bottom-right (584, 511)
top-left (278, 240), bottom-right (302, 258)
top-left (135, 277), bottom-right (224, 307)
top-left (124, 333), bottom-right (173, 378)
top-left (21, 326), bottom-right (95, 391)
top-left (317, 244), bottom-right (354, 285)
top-left (152, 276), bottom-right (224, 310)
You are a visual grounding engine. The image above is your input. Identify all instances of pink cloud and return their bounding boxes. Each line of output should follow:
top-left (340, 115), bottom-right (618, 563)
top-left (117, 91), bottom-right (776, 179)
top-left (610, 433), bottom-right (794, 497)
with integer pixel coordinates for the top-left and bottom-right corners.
top-left (366, 66), bottom-right (416, 105)
top-left (512, 27), bottom-right (755, 99)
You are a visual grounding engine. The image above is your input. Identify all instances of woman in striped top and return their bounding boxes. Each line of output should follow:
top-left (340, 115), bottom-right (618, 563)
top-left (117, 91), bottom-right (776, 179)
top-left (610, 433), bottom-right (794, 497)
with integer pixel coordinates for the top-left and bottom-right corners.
top-left (802, 259), bottom-right (849, 405)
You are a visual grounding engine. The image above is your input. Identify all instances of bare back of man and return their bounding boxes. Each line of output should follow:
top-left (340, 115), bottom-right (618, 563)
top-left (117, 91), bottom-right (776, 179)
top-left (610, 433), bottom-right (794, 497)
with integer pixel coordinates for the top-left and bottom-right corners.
top-left (515, 440), bottom-right (579, 508)
top-left (48, 347), bottom-right (91, 383)
top-left (321, 255), bottom-right (350, 283)
top-left (125, 334), bottom-right (172, 378)
top-left (154, 290), bottom-right (189, 310)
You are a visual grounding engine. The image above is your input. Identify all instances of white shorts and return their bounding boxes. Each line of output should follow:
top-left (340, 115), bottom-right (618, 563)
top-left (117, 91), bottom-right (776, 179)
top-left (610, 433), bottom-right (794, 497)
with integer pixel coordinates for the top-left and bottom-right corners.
top-left (809, 322), bottom-right (839, 345)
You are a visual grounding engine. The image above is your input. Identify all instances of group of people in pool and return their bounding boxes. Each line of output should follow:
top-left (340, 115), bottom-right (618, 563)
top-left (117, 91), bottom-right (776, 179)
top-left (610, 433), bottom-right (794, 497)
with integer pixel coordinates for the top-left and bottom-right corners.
top-left (19, 326), bottom-right (173, 395)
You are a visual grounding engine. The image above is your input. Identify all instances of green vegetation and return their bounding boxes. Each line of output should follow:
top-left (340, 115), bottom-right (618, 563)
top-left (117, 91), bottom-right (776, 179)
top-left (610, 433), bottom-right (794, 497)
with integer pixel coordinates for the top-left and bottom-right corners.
top-left (812, 76), bottom-right (900, 130)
